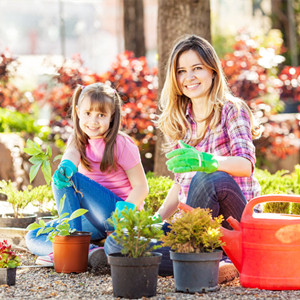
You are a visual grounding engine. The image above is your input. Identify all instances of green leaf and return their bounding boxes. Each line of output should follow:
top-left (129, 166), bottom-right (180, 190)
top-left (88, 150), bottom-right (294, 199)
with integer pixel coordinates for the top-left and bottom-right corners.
top-left (53, 154), bottom-right (63, 162)
top-left (42, 227), bottom-right (53, 234)
top-left (46, 145), bottom-right (52, 159)
top-left (29, 155), bottom-right (44, 165)
top-left (36, 227), bottom-right (45, 237)
top-left (58, 195), bottom-right (65, 215)
top-left (39, 219), bottom-right (46, 228)
top-left (26, 222), bottom-right (41, 230)
top-left (59, 230), bottom-right (70, 236)
top-left (59, 212), bottom-right (69, 219)
top-left (41, 160), bottom-right (52, 185)
top-left (69, 208), bottom-right (88, 220)
top-left (29, 162), bottom-right (42, 183)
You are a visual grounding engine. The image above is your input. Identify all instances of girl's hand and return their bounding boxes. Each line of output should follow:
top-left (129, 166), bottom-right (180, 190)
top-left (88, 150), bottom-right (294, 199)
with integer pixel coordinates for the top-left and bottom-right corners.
top-left (53, 159), bottom-right (77, 189)
top-left (166, 141), bottom-right (219, 173)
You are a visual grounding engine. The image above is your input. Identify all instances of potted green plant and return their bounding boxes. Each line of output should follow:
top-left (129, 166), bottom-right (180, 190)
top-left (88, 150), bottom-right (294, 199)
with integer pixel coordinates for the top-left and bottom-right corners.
top-left (27, 195), bottom-right (90, 273)
top-left (161, 207), bottom-right (224, 293)
top-left (27, 184), bottom-right (57, 220)
top-left (0, 240), bottom-right (21, 285)
top-left (24, 139), bottom-right (91, 273)
top-left (107, 207), bottom-right (163, 299)
top-left (0, 180), bottom-right (37, 228)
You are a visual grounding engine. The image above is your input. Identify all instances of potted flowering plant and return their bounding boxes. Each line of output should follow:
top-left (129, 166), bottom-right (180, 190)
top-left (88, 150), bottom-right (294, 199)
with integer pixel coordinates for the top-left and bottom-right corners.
top-left (0, 240), bottom-right (21, 285)
top-left (161, 207), bottom-right (224, 293)
top-left (107, 207), bottom-right (163, 299)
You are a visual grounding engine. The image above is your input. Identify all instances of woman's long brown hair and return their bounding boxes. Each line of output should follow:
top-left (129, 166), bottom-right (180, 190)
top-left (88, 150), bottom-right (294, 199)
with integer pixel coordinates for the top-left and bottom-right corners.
top-left (71, 82), bottom-right (122, 172)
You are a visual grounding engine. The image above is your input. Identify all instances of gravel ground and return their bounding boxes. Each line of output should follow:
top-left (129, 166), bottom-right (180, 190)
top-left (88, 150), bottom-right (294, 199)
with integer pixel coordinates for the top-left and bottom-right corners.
top-left (2, 249), bottom-right (300, 299)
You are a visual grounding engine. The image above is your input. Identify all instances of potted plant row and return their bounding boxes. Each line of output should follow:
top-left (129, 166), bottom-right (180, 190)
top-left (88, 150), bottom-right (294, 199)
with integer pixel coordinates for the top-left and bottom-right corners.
top-left (107, 207), bottom-right (163, 299)
top-left (0, 240), bottom-right (21, 285)
top-left (0, 180), bottom-right (37, 228)
top-left (25, 139), bottom-right (91, 274)
top-left (162, 206), bottom-right (224, 293)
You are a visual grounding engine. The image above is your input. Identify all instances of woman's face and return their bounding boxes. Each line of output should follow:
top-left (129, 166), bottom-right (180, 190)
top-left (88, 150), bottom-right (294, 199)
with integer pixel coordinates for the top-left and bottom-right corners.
top-left (76, 96), bottom-right (112, 139)
top-left (176, 50), bottom-right (214, 102)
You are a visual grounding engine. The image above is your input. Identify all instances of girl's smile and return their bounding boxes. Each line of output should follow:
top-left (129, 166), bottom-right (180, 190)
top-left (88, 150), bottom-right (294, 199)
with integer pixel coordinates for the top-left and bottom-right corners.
top-left (76, 96), bottom-right (112, 139)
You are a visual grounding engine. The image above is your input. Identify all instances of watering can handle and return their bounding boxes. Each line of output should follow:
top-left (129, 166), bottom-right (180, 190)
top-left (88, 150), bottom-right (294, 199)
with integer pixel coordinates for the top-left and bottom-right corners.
top-left (243, 194), bottom-right (300, 216)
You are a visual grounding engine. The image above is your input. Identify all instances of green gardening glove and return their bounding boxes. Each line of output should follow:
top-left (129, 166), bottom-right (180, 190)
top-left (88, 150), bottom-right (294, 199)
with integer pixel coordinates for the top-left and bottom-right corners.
top-left (166, 141), bottom-right (219, 173)
top-left (152, 212), bottom-right (163, 224)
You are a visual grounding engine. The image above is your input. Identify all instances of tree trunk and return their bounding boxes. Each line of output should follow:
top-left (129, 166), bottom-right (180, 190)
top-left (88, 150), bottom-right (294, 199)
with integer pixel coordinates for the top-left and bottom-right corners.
top-left (154, 0), bottom-right (211, 176)
top-left (123, 0), bottom-right (146, 57)
top-left (271, 0), bottom-right (299, 66)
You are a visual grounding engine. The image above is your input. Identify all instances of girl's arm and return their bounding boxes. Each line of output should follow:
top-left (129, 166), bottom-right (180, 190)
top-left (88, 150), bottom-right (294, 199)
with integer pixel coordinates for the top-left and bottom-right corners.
top-left (124, 163), bottom-right (149, 207)
top-left (61, 137), bottom-right (81, 167)
top-left (157, 183), bottom-right (180, 220)
top-left (215, 155), bottom-right (252, 177)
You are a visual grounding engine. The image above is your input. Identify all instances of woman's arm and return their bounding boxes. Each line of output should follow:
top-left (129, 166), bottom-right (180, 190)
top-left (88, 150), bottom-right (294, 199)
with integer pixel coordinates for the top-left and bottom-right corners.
top-left (157, 183), bottom-right (181, 220)
top-left (124, 163), bottom-right (149, 207)
top-left (215, 156), bottom-right (252, 177)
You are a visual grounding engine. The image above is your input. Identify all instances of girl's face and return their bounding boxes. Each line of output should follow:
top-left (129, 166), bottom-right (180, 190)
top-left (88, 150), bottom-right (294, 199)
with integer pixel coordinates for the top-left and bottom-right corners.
top-left (176, 49), bottom-right (214, 102)
top-left (76, 96), bottom-right (112, 139)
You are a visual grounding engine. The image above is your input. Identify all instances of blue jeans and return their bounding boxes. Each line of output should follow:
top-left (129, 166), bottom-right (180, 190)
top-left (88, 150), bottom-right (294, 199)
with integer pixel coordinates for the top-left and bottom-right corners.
top-left (104, 171), bottom-right (247, 276)
top-left (26, 172), bottom-right (123, 256)
top-left (186, 171), bottom-right (247, 229)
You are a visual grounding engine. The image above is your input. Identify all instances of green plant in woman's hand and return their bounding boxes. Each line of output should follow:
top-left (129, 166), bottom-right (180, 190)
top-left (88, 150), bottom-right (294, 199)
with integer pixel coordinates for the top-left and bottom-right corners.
top-left (166, 140), bottom-right (219, 173)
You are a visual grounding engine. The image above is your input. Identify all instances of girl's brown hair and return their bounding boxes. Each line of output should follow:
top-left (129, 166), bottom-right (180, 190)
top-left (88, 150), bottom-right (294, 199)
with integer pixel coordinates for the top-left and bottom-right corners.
top-left (71, 82), bottom-right (122, 172)
top-left (157, 35), bottom-right (261, 149)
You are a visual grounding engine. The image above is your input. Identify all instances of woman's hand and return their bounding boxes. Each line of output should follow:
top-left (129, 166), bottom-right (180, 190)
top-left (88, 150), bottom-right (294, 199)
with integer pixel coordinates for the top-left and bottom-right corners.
top-left (166, 141), bottom-right (219, 173)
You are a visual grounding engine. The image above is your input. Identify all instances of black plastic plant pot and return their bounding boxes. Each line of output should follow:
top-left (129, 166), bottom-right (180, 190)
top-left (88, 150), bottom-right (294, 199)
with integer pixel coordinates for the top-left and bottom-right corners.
top-left (0, 267), bottom-right (17, 286)
top-left (170, 250), bottom-right (222, 293)
top-left (108, 252), bottom-right (162, 299)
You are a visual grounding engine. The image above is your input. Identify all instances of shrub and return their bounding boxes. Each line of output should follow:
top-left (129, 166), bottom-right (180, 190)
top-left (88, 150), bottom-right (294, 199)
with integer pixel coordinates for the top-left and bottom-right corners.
top-left (144, 172), bottom-right (174, 213)
top-left (161, 208), bottom-right (224, 253)
top-left (256, 165), bottom-right (300, 213)
top-left (108, 208), bottom-right (163, 258)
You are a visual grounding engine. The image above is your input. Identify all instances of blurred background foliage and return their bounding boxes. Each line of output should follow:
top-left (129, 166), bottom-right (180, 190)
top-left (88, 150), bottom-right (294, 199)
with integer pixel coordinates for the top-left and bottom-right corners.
top-left (0, 30), bottom-right (298, 172)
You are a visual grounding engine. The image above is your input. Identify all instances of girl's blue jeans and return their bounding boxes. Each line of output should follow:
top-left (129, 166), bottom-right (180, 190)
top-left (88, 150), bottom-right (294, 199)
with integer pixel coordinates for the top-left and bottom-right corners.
top-left (104, 171), bottom-right (247, 276)
top-left (25, 172), bottom-right (123, 256)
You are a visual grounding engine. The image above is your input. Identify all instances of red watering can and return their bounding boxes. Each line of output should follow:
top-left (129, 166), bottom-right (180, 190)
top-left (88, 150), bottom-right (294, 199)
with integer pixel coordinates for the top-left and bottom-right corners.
top-left (178, 194), bottom-right (300, 290)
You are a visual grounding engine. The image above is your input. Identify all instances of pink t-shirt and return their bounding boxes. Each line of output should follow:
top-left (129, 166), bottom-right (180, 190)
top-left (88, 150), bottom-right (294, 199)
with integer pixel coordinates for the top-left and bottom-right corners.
top-left (78, 134), bottom-right (141, 200)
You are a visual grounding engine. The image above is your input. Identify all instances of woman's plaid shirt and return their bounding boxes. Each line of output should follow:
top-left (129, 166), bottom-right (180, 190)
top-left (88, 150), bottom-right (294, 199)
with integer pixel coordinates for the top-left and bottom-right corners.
top-left (174, 101), bottom-right (261, 203)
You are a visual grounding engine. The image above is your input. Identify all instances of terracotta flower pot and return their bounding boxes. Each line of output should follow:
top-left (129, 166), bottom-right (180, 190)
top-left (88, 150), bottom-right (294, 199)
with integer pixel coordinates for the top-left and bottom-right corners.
top-left (53, 231), bottom-right (91, 273)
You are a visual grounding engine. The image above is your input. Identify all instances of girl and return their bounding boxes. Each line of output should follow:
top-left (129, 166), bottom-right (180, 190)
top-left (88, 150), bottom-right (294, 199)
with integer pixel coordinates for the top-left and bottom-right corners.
top-left (26, 82), bottom-right (149, 267)
top-left (105, 35), bottom-right (261, 281)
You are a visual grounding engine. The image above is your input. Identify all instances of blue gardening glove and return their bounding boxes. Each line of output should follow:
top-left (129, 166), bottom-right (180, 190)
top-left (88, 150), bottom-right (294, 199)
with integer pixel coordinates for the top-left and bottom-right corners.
top-left (166, 141), bottom-right (219, 173)
top-left (113, 201), bottom-right (136, 229)
top-left (53, 159), bottom-right (77, 189)
top-left (115, 201), bottom-right (136, 218)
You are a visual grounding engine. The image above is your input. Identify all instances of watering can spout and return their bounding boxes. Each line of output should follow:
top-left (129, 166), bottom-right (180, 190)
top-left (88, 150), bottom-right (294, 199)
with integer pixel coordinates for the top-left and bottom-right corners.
top-left (221, 216), bottom-right (242, 273)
